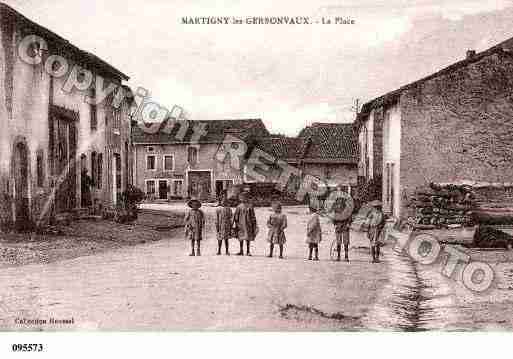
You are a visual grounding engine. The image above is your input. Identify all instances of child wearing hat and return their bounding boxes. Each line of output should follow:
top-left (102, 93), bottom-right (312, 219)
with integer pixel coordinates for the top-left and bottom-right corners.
top-left (366, 200), bottom-right (385, 263)
top-left (233, 192), bottom-right (258, 256)
top-left (184, 199), bottom-right (205, 256)
top-left (333, 219), bottom-right (351, 262)
top-left (266, 201), bottom-right (287, 259)
top-left (306, 200), bottom-right (322, 261)
top-left (216, 194), bottom-right (233, 255)
top-left (332, 192), bottom-right (353, 262)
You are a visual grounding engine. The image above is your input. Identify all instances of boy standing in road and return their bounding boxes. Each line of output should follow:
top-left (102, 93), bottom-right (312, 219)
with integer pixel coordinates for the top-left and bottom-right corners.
top-left (331, 187), bottom-right (353, 262)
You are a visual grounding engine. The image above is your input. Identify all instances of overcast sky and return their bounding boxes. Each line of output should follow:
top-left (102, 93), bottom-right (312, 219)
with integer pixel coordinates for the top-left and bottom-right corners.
top-left (6, 0), bottom-right (513, 135)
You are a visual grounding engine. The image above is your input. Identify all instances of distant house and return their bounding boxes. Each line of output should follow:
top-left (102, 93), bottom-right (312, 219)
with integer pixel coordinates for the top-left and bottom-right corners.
top-left (131, 119), bottom-right (270, 201)
top-left (132, 119), bottom-right (359, 202)
top-left (354, 40), bottom-right (513, 219)
top-left (250, 123), bottom-right (359, 198)
top-left (297, 123), bottom-right (358, 193)
top-left (0, 3), bottom-right (133, 229)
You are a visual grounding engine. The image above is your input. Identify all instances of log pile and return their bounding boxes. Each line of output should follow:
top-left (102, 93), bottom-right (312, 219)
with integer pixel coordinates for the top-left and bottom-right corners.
top-left (408, 183), bottom-right (476, 229)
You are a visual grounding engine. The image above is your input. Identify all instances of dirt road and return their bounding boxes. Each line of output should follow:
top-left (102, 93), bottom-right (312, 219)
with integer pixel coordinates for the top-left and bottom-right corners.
top-left (0, 205), bottom-right (389, 331)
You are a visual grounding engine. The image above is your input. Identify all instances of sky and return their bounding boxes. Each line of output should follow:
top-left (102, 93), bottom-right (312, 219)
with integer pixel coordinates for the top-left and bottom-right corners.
top-left (5, 0), bottom-right (513, 135)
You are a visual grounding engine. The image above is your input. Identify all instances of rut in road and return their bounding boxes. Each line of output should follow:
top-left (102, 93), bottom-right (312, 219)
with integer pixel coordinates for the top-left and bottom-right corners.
top-left (363, 242), bottom-right (460, 331)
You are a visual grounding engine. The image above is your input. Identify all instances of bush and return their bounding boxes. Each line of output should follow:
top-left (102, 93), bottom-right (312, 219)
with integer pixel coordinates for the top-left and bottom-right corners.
top-left (124, 185), bottom-right (145, 205)
top-left (357, 176), bottom-right (382, 204)
top-left (116, 185), bottom-right (145, 223)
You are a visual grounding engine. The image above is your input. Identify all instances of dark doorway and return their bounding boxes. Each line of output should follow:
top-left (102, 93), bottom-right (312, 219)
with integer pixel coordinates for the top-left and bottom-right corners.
top-left (125, 142), bottom-right (130, 187)
top-left (49, 110), bottom-right (77, 213)
top-left (215, 180), bottom-right (233, 199)
top-left (188, 171), bottom-right (211, 200)
top-left (158, 180), bottom-right (168, 200)
top-left (13, 142), bottom-right (30, 229)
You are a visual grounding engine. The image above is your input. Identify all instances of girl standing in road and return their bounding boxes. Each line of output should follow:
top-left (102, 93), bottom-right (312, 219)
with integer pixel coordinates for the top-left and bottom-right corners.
top-left (366, 200), bottom-right (385, 263)
top-left (306, 202), bottom-right (322, 261)
top-left (233, 192), bottom-right (258, 256)
top-left (266, 201), bottom-right (287, 259)
top-left (216, 194), bottom-right (233, 255)
top-left (184, 199), bottom-right (205, 256)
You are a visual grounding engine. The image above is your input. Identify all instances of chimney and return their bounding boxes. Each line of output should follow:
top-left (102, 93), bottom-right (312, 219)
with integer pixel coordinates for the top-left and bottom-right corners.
top-left (466, 49), bottom-right (476, 59)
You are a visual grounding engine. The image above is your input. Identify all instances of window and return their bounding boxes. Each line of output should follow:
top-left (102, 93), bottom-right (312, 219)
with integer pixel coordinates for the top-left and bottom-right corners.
top-left (36, 150), bottom-right (45, 187)
top-left (90, 152), bottom-right (103, 189)
top-left (164, 155), bottom-right (174, 171)
top-left (173, 180), bottom-right (183, 197)
top-left (147, 155), bottom-right (156, 170)
top-left (113, 107), bottom-right (121, 131)
top-left (146, 180), bottom-right (156, 195)
top-left (90, 87), bottom-right (97, 131)
top-left (324, 166), bottom-right (332, 180)
top-left (188, 147), bottom-right (198, 165)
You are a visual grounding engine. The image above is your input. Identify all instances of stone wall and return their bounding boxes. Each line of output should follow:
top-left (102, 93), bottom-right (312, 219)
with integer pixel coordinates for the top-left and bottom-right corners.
top-left (400, 51), bottom-right (513, 216)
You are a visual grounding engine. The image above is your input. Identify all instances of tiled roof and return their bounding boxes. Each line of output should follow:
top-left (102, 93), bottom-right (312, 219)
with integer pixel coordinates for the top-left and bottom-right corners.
top-left (297, 123), bottom-right (358, 163)
top-left (254, 136), bottom-right (303, 161)
top-left (133, 119), bottom-right (358, 164)
top-left (132, 119), bottom-right (270, 144)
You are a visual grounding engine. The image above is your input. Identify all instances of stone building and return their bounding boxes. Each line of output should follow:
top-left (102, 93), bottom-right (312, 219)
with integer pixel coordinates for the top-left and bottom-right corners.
top-left (131, 119), bottom-right (270, 201)
top-left (0, 3), bottom-right (133, 230)
top-left (354, 40), bottom-right (513, 219)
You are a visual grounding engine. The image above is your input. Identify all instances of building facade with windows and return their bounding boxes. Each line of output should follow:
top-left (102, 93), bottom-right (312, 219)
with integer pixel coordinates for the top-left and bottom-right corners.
top-left (0, 4), bottom-right (133, 229)
top-left (132, 119), bottom-right (270, 201)
top-left (354, 40), bottom-right (513, 219)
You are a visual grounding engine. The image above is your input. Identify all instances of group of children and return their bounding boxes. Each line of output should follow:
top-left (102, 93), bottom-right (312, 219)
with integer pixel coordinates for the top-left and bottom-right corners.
top-left (184, 191), bottom-right (385, 263)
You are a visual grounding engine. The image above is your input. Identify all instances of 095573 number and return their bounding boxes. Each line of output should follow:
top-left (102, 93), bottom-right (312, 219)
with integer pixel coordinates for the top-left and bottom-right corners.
top-left (11, 344), bottom-right (44, 352)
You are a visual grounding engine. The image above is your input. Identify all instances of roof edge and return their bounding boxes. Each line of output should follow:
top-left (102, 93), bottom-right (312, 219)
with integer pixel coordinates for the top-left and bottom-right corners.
top-left (0, 2), bottom-right (129, 81)
top-left (356, 42), bottom-right (513, 126)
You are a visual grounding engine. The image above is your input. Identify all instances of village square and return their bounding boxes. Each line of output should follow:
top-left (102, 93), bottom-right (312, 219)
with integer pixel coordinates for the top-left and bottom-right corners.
top-left (0, 1), bottom-right (513, 332)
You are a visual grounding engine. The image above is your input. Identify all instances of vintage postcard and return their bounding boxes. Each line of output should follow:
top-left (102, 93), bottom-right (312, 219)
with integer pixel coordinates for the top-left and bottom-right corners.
top-left (1, 0), bottom-right (513, 345)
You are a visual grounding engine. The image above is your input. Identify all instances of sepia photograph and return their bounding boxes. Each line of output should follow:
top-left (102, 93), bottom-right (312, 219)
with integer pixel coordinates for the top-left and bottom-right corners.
top-left (0, 0), bottom-right (513, 354)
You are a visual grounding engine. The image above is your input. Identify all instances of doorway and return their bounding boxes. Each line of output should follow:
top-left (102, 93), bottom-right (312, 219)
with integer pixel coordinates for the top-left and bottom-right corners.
top-left (158, 180), bottom-right (168, 200)
top-left (49, 110), bottom-right (77, 213)
top-left (215, 180), bottom-right (233, 199)
top-left (113, 153), bottom-right (121, 205)
top-left (188, 171), bottom-right (212, 200)
top-left (13, 142), bottom-right (30, 229)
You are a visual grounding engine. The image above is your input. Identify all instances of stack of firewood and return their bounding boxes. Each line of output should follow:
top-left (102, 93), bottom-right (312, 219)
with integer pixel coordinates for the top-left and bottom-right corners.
top-left (409, 183), bottom-right (476, 228)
